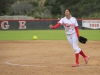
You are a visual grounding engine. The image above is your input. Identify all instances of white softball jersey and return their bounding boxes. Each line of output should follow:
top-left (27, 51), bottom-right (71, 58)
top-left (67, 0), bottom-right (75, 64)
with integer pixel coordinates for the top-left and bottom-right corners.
top-left (58, 17), bottom-right (78, 35)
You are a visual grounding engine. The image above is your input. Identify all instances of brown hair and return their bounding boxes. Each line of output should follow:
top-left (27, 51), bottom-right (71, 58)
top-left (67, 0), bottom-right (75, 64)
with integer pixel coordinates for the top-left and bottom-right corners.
top-left (65, 8), bottom-right (72, 16)
top-left (65, 8), bottom-right (71, 13)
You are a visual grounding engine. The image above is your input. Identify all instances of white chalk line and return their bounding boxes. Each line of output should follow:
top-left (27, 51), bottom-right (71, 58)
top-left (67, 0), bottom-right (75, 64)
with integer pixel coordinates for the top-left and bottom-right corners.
top-left (5, 58), bottom-right (100, 68)
top-left (5, 58), bottom-right (47, 68)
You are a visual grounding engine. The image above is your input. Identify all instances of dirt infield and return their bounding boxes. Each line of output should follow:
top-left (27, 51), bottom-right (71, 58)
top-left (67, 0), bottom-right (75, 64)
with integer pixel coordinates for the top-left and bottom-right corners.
top-left (0, 40), bottom-right (100, 75)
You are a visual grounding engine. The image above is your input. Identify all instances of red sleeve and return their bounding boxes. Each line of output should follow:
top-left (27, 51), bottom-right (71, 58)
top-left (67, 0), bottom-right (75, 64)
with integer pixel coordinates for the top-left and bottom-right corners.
top-left (53, 23), bottom-right (61, 29)
top-left (75, 26), bottom-right (80, 37)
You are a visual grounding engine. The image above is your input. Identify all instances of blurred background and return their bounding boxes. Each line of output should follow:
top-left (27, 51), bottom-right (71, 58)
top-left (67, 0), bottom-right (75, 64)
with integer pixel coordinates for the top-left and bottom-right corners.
top-left (0, 0), bottom-right (100, 20)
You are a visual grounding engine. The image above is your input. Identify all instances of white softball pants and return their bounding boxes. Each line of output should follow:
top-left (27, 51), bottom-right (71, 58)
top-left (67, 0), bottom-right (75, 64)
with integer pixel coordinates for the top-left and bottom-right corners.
top-left (67, 32), bottom-right (81, 54)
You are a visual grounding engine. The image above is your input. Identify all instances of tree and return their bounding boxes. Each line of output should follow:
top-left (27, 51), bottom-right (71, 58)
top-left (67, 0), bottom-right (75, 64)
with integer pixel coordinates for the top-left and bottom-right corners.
top-left (0, 0), bottom-right (17, 15)
top-left (12, 1), bottom-right (33, 15)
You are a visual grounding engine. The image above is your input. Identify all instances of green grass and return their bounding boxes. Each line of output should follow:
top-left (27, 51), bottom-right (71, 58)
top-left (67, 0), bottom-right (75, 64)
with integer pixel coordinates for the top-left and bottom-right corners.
top-left (0, 30), bottom-right (100, 41)
top-left (80, 30), bottom-right (100, 41)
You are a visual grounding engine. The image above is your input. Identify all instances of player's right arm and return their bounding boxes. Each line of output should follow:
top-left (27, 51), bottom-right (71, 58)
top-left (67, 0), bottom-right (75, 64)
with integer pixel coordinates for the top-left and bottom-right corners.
top-left (49, 18), bottom-right (63, 29)
top-left (49, 23), bottom-right (61, 29)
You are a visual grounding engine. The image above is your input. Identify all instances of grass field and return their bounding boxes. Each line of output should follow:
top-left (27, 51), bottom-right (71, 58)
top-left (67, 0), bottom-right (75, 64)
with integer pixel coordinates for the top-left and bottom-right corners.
top-left (0, 30), bottom-right (100, 41)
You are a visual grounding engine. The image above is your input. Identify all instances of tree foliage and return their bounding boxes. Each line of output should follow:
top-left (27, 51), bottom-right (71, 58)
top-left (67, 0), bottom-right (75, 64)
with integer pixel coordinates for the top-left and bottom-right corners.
top-left (0, 0), bottom-right (17, 15)
top-left (0, 0), bottom-right (100, 18)
top-left (12, 1), bottom-right (33, 15)
top-left (44, 0), bottom-right (100, 18)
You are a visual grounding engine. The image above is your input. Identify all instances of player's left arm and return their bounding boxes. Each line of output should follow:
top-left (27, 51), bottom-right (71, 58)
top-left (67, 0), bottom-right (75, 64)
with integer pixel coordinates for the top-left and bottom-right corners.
top-left (74, 18), bottom-right (87, 44)
top-left (75, 26), bottom-right (80, 37)
top-left (74, 18), bottom-right (80, 37)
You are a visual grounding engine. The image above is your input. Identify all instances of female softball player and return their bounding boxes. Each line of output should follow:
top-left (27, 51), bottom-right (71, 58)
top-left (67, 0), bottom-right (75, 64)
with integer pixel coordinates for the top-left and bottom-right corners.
top-left (49, 9), bottom-right (89, 67)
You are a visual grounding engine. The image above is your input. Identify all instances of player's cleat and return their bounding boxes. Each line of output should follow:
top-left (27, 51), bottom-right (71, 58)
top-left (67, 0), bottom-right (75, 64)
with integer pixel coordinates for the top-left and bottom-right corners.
top-left (84, 56), bottom-right (89, 64)
top-left (72, 63), bottom-right (80, 67)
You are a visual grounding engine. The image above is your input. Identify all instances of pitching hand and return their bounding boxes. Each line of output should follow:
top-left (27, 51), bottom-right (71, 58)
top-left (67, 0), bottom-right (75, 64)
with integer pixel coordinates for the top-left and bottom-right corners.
top-left (49, 24), bottom-right (54, 29)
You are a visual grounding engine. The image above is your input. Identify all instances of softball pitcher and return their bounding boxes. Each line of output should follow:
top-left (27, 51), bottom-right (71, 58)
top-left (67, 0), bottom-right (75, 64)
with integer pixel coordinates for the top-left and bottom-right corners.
top-left (49, 9), bottom-right (89, 67)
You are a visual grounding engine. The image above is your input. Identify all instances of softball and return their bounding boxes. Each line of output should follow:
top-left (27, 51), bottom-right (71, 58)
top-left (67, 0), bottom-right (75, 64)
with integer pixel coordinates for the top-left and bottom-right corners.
top-left (33, 36), bottom-right (37, 40)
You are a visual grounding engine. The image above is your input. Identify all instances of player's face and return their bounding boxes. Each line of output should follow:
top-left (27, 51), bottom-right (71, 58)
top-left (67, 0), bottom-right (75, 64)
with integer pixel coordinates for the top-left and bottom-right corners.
top-left (65, 10), bottom-right (70, 16)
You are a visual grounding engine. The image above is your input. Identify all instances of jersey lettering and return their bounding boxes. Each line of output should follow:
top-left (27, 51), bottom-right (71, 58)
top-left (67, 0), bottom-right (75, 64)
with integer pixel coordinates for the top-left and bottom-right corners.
top-left (64, 23), bottom-right (75, 27)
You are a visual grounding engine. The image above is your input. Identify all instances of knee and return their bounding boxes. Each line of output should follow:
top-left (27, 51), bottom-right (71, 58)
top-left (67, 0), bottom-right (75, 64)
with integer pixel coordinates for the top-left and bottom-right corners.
top-left (73, 47), bottom-right (81, 53)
